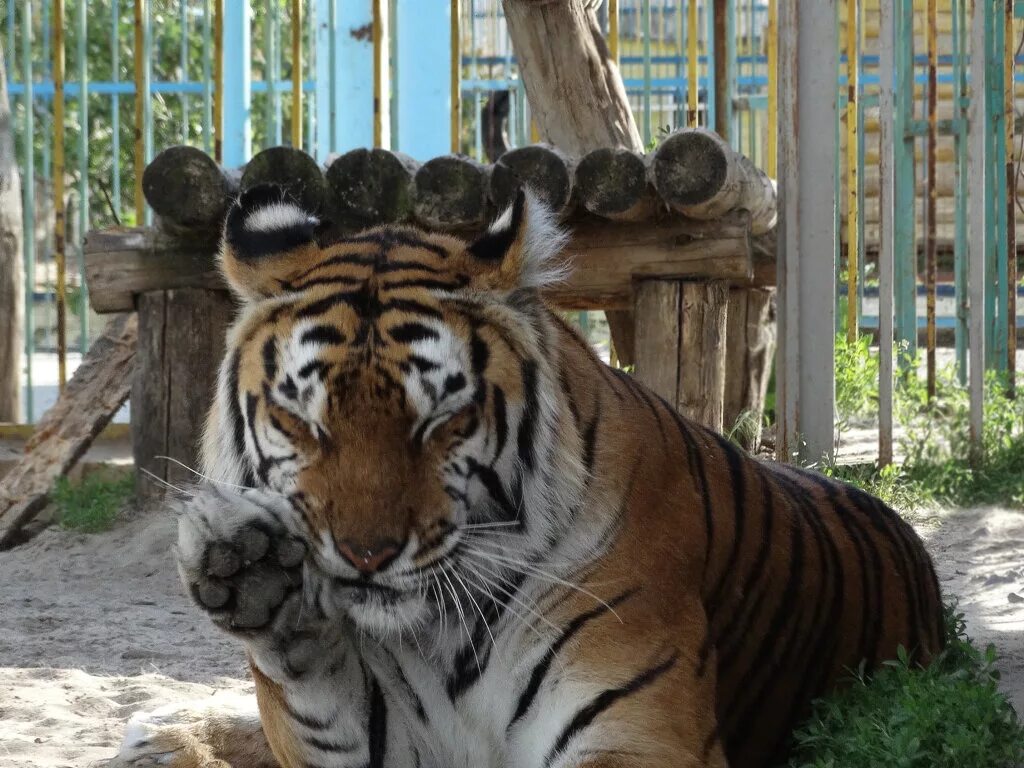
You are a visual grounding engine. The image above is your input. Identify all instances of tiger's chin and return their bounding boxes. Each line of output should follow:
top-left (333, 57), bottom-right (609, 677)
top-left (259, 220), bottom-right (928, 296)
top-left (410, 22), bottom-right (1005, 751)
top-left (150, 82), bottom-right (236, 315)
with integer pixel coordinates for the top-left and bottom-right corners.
top-left (332, 583), bottom-right (430, 638)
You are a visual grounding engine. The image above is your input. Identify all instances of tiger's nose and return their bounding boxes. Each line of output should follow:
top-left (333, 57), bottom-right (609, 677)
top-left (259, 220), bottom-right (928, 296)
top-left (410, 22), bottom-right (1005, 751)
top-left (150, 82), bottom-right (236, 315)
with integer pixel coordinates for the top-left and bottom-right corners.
top-left (336, 538), bottom-right (401, 575)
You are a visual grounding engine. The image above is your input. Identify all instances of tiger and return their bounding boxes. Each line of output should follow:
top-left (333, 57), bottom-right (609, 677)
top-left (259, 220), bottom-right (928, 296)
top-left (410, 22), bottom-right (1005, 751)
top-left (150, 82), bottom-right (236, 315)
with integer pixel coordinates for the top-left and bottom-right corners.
top-left (114, 183), bottom-right (945, 768)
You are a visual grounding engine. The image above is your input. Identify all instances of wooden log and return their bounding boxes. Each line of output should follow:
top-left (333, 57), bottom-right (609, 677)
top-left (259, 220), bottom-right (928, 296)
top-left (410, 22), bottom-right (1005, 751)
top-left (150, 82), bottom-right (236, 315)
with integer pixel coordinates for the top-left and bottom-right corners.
top-left (133, 288), bottom-right (234, 500)
top-left (575, 147), bottom-right (656, 222)
top-left (490, 144), bottom-right (575, 217)
top-left (0, 313), bottom-right (137, 549)
top-left (142, 145), bottom-right (240, 237)
top-left (412, 155), bottom-right (491, 231)
top-left (324, 148), bottom-right (418, 232)
top-left (633, 280), bottom-right (729, 431)
top-left (724, 287), bottom-right (776, 451)
top-left (649, 128), bottom-right (778, 235)
top-left (240, 146), bottom-right (328, 214)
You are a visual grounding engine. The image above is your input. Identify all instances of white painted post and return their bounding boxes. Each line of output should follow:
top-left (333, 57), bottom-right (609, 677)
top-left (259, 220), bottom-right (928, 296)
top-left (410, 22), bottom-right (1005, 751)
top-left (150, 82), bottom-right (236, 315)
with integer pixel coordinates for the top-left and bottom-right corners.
top-left (878, 0), bottom-right (895, 466)
top-left (968, 0), bottom-right (988, 464)
top-left (776, 0), bottom-right (839, 464)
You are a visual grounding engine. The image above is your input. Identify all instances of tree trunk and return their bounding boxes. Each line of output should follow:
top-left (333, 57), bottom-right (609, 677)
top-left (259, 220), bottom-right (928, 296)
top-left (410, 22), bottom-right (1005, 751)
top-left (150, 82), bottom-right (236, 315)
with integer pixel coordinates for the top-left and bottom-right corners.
top-left (0, 41), bottom-right (24, 422)
top-left (501, 0), bottom-right (640, 365)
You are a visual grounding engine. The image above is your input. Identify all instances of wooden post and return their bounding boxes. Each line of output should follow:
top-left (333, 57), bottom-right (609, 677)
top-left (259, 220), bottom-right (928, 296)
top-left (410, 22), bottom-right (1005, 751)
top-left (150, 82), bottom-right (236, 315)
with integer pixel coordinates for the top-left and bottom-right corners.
top-left (634, 280), bottom-right (729, 431)
top-left (133, 289), bottom-right (234, 499)
top-left (0, 40), bottom-right (24, 422)
top-left (724, 287), bottom-right (775, 449)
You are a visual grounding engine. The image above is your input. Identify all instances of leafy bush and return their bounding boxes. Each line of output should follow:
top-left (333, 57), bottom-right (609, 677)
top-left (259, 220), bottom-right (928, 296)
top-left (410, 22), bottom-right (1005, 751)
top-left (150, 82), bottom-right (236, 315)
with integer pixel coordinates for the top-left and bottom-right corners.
top-left (788, 607), bottom-right (1024, 768)
top-left (53, 473), bottom-right (134, 533)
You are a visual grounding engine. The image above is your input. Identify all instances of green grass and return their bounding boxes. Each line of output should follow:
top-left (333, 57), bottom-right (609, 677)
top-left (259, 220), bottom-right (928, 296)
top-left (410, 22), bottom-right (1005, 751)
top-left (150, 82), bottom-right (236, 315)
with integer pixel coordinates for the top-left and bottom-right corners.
top-left (52, 473), bottom-right (134, 533)
top-left (787, 606), bottom-right (1024, 768)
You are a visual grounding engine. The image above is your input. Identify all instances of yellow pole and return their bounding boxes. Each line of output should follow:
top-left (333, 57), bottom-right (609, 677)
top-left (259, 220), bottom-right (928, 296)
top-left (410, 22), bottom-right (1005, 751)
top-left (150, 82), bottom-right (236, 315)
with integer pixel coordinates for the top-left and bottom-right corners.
top-left (451, 0), bottom-right (461, 153)
top-left (291, 0), bottom-right (302, 149)
top-left (213, 0), bottom-right (224, 163)
top-left (134, 0), bottom-right (146, 222)
top-left (688, 0), bottom-right (699, 127)
top-left (766, 0), bottom-right (777, 178)
top-left (53, 0), bottom-right (67, 390)
top-left (609, 0), bottom-right (619, 64)
top-left (845, 0), bottom-right (859, 342)
top-left (373, 0), bottom-right (383, 147)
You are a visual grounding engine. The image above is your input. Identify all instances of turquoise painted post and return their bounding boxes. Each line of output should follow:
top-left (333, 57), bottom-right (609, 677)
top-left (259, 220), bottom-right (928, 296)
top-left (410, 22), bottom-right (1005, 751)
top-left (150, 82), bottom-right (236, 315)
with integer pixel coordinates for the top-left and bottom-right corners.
top-left (335, 0), bottom-right (374, 151)
top-left (264, 0), bottom-right (279, 148)
top-left (989, 1), bottom-right (1008, 370)
top-left (313, 0), bottom-right (334, 161)
top-left (111, 0), bottom-right (121, 221)
top-left (706, 0), bottom-right (715, 131)
top-left (77, 0), bottom-right (89, 349)
top-left (203, 0), bottom-right (213, 154)
top-left (306, 0), bottom-right (315, 154)
top-left (180, 0), bottom-right (190, 141)
top-left (893, 0), bottom-right (917, 365)
top-left (395, 0), bottom-right (450, 160)
top-left (953, 0), bottom-right (969, 382)
top-left (856, 59), bottom-right (866, 329)
top-left (21, 0), bottom-right (34, 421)
top-left (142, 0), bottom-right (153, 225)
top-left (222, 1), bottom-right (252, 165)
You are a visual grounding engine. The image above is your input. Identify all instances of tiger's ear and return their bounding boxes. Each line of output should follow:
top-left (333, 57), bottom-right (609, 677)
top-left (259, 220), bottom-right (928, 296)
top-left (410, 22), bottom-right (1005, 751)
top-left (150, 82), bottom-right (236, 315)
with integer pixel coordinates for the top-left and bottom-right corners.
top-left (219, 184), bottom-right (324, 301)
top-left (465, 188), bottom-right (570, 292)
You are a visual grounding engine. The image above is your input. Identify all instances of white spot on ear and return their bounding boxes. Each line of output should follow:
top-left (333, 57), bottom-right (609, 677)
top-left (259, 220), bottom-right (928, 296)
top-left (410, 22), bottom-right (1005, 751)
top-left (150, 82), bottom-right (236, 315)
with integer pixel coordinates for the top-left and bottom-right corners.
top-left (493, 189), bottom-right (572, 289)
top-left (244, 201), bottom-right (318, 233)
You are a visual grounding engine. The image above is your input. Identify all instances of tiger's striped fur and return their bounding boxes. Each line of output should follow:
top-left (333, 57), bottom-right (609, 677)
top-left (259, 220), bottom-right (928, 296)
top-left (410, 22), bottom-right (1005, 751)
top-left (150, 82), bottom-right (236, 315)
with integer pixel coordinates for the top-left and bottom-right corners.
top-left (132, 184), bottom-right (943, 768)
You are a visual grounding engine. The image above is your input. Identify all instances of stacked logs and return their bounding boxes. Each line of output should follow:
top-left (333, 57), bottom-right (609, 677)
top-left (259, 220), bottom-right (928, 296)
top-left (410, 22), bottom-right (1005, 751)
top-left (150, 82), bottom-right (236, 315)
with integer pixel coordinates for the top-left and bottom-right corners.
top-left (141, 127), bottom-right (777, 245)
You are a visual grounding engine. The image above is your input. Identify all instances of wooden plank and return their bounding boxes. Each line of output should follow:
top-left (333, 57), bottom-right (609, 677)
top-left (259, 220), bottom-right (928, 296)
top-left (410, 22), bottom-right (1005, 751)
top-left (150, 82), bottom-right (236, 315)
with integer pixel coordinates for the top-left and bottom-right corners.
top-left (85, 215), bottom-right (758, 314)
top-left (633, 281), bottom-right (681, 404)
top-left (776, 0), bottom-right (838, 464)
top-left (677, 281), bottom-right (728, 431)
top-left (0, 314), bottom-right (137, 548)
top-left (724, 287), bottom-right (776, 450)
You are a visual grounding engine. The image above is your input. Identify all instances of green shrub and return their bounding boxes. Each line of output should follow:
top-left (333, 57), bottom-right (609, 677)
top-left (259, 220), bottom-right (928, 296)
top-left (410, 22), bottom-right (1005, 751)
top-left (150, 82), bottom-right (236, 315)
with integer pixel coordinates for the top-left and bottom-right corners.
top-left (788, 607), bottom-right (1024, 768)
top-left (53, 473), bottom-right (134, 533)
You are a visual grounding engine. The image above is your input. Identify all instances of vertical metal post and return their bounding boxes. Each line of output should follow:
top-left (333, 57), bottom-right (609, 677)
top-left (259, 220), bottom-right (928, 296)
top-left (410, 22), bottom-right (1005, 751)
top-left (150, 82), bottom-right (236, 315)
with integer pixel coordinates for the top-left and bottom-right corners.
top-left (925, 0), bottom-right (938, 396)
top-left (180, 0), bottom-right (190, 141)
top-left (396, 0), bottom-right (450, 159)
top-left (202, 0), bottom-right (213, 154)
top-left (53, 0), bottom-right (67, 391)
top-left (765, 0), bottom-right (776, 176)
top-left (313, 0), bottom-right (333, 161)
top-left (335, 0), bottom-right (374, 152)
top-left (292, 0), bottom-right (302, 148)
top-left (265, 0), bottom-right (279, 147)
top-left (989, 3), bottom-right (1008, 371)
top-left (609, 0), bottom-right (619, 64)
top-left (372, 0), bottom-right (384, 147)
top-left (450, 0), bottom-right (461, 153)
top-left (878, 0), bottom-right (895, 466)
top-left (305, 0), bottom-right (315, 153)
top-left (969, 0), bottom-right (989, 465)
top-left (687, 0), bottom-right (698, 126)
top-left (213, 0), bottom-right (223, 161)
top-left (705, 0), bottom-right (716, 131)
top-left (111, 0), bottom-right (121, 221)
top-left (893, 0), bottom-right (917, 364)
top-left (222, 1), bottom-right (252, 165)
top-left (1008, 0), bottom-right (1018, 393)
top-left (642, 0), bottom-right (652, 146)
top-left (776, 0), bottom-right (838, 464)
top-left (76, 0), bottom-right (89, 349)
top-left (954, 0), bottom-right (969, 383)
top-left (845, 0), bottom-right (858, 341)
top-left (134, 0), bottom-right (146, 218)
top-left (22, 0), bottom-right (35, 416)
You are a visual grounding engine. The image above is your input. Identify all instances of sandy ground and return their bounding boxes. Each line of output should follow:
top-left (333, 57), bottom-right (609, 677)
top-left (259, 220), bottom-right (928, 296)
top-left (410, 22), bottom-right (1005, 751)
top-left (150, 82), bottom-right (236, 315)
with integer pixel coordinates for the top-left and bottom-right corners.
top-left (0, 504), bottom-right (1021, 768)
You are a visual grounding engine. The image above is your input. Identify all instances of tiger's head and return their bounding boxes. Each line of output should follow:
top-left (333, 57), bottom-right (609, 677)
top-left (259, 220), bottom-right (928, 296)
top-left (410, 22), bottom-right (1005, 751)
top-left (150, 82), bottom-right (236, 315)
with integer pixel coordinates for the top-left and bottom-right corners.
top-left (200, 184), bottom-right (590, 638)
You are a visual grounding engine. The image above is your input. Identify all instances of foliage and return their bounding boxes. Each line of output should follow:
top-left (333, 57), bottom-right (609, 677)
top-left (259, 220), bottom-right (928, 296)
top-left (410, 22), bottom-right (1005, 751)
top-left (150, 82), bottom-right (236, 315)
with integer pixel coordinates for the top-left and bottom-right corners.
top-left (833, 332), bottom-right (880, 420)
top-left (52, 472), bottom-right (133, 533)
top-left (787, 606), bottom-right (1024, 768)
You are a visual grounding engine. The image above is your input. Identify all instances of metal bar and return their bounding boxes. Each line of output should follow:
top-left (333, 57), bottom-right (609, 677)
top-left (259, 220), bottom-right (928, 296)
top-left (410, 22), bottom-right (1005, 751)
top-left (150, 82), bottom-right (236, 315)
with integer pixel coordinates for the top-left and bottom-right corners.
top-left (22, 0), bottom-right (35, 415)
top-left (776, 0), bottom-right (838, 464)
top-left (111, 0), bottom-right (121, 221)
top-left (305, 0), bottom-right (315, 153)
top-left (335, 0), bottom-right (374, 152)
top-left (396, 0), bottom-right (449, 159)
top-left (292, 0), bottom-right (302, 148)
top-left (893, 0), bottom-right (917, 364)
top-left (687, 0), bottom-right (698, 126)
top-left (133, 0), bottom-right (145, 219)
top-left (77, 0), bottom-right (89, 349)
top-left (766, 0), bottom-right (776, 176)
top-left (969, 0), bottom-right (989, 465)
top-left (213, 0), bottom-right (224, 162)
top-left (222, 1), bottom-right (252, 165)
top-left (705, 0), bottom-right (716, 131)
top-left (313, 0), bottom-right (332, 160)
top-left (273, 0), bottom-right (283, 145)
top-left (202, 0), bottom-right (213, 154)
top-left (878, 0), bottom-right (895, 466)
top-left (373, 0), bottom-right (384, 147)
top-left (845, 0), bottom-right (858, 342)
top-left (642, 0), bottom-right (652, 146)
top-left (265, 0), bottom-right (278, 147)
top-left (1009, 0), bottom-right (1018, 393)
top-left (181, 0), bottom-right (190, 141)
top-left (450, 0), bottom-right (461, 153)
top-left (925, 0), bottom-right (937, 396)
top-left (53, 0), bottom-right (67, 390)
top-left (954, 0), bottom-right (969, 383)
top-left (991, 2), bottom-right (1008, 371)
top-left (609, 0), bottom-right (619, 64)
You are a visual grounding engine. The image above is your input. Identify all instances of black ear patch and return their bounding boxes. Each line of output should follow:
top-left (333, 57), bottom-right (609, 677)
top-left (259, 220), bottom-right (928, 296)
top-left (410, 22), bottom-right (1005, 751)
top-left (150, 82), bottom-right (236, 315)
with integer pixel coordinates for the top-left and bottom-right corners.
top-left (468, 187), bottom-right (526, 262)
top-left (225, 183), bottom-right (319, 261)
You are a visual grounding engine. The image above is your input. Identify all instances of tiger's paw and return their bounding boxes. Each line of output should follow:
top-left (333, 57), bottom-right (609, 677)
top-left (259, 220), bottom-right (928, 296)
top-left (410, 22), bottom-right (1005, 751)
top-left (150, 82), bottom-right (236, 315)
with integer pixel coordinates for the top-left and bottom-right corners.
top-left (176, 487), bottom-right (309, 636)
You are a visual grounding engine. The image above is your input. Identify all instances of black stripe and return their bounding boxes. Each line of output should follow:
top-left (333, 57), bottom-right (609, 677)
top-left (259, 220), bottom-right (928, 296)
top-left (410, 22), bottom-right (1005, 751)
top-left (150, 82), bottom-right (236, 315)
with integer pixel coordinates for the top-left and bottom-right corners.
top-left (305, 736), bottom-right (358, 753)
top-left (544, 651), bottom-right (679, 768)
top-left (611, 369), bottom-right (668, 445)
top-left (408, 354), bottom-right (441, 373)
top-left (383, 277), bottom-right (467, 291)
top-left (285, 699), bottom-right (336, 731)
top-left (367, 675), bottom-right (387, 768)
top-left (262, 336), bottom-right (278, 381)
top-left (492, 387), bottom-right (509, 458)
top-left (508, 588), bottom-right (639, 729)
top-left (380, 298), bottom-right (444, 320)
top-left (517, 361), bottom-right (540, 471)
top-left (227, 353), bottom-right (256, 487)
top-left (466, 459), bottom-right (520, 526)
top-left (388, 321), bottom-right (440, 344)
top-left (301, 325), bottom-right (347, 346)
top-left (581, 407), bottom-right (600, 476)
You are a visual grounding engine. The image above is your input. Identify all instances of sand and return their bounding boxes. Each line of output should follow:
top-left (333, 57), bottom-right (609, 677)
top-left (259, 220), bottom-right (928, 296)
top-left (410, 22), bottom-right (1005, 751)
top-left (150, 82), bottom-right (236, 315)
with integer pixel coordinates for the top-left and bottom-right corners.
top-left (0, 504), bottom-right (1021, 768)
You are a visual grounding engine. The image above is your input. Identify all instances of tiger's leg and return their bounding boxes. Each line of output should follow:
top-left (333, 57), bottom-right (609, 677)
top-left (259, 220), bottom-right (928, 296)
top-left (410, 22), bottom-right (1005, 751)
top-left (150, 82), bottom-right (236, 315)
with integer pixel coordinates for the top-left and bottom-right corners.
top-left (112, 487), bottom-right (373, 768)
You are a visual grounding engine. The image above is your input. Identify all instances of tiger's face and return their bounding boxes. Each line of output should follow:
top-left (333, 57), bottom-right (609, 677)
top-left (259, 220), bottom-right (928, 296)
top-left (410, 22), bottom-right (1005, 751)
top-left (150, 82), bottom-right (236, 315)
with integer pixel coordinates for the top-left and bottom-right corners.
top-left (202, 185), bottom-right (582, 637)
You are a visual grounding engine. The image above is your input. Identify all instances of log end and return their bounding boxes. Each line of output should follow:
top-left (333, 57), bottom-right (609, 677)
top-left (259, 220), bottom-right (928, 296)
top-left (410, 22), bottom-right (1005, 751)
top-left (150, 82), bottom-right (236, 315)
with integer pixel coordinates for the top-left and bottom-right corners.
top-left (576, 147), bottom-right (651, 220)
top-left (412, 155), bottom-right (490, 231)
top-left (649, 129), bottom-right (729, 208)
top-left (142, 146), bottom-right (236, 230)
top-left (240, 146), bottom-right (327, 214)
top-left (490, 144), bottom-right (573, 216)
top-left (324, 148), bottom-right (418, 231)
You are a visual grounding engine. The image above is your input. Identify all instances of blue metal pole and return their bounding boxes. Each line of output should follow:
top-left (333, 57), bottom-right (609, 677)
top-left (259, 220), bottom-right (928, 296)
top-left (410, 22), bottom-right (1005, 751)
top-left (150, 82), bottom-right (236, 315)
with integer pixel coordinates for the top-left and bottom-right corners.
top-left (335, 0), bottom-right (374, 151)
top-left (990, 1), bottom-right (1008, 370)
top-left (22, 0), bottom-right (35, 421)
top-left (314, 0), bottom-right (333, 160)
top-left (395, 0), bottom-right (450, 160)
top-left (222, 0), bottom-right (252, 165)
top-left (893, 0), bottom-right (917, 365)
